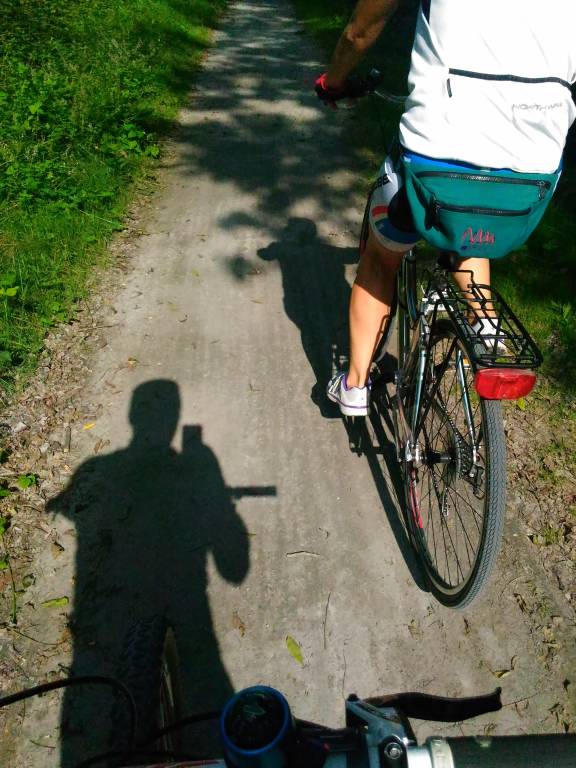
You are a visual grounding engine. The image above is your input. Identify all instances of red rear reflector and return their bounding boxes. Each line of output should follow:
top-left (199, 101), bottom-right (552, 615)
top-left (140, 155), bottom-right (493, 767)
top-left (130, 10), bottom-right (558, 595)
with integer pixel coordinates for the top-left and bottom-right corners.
top-left (474, 369), bottom-right (537, 400)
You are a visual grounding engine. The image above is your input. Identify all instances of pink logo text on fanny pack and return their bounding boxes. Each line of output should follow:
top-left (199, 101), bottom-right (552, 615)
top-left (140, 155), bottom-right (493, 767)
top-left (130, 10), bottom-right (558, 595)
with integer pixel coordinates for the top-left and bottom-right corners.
top-left (461, 227), bottom-right (495, 246)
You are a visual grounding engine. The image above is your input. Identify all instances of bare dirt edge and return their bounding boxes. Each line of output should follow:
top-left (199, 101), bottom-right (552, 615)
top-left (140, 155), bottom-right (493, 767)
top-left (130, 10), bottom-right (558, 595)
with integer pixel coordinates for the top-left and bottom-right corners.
top-left (0, 178), bottom-right (158, 761)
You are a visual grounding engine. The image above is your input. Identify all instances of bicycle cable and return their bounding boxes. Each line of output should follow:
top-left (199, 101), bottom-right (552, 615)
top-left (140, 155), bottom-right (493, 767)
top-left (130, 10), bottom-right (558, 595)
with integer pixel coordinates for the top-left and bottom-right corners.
top-left (141, 709), bottom-right (221, 747)
top-left (75, 747), bottom-right (202, 768)
top-left (0, 675), bottom-right (137, 748)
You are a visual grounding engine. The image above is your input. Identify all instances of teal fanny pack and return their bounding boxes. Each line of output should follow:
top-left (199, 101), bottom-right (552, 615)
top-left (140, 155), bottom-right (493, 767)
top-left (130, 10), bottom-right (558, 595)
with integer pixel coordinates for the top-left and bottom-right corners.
top-left (400, 154), bottom-right (559, 259)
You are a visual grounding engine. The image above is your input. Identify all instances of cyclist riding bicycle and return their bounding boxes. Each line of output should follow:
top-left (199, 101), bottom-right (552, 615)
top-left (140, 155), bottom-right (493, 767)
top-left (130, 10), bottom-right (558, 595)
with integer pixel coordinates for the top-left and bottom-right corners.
top-left (316, 0), bottom-right (576, 417)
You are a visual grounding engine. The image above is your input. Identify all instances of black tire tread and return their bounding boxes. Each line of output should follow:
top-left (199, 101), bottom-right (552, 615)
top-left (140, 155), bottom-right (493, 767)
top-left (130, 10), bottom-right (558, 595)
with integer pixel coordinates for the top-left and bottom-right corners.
top-left (411, 320), bottom-right (507, 608)
top-left (112, 616), bottom-right (182, 759)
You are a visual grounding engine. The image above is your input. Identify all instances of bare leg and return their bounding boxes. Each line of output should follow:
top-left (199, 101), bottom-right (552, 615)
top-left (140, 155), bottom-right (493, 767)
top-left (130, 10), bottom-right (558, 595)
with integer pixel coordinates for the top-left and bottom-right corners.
top-left (452, 257), bottom-right (495, 319)
top-left (347, 230), bottom-right (407, 388)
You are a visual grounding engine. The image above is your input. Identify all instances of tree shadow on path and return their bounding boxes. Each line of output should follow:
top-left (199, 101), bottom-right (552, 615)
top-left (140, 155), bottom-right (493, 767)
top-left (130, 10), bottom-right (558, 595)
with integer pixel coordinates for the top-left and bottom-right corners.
top-left (47, 380), bottom-right (272, 765)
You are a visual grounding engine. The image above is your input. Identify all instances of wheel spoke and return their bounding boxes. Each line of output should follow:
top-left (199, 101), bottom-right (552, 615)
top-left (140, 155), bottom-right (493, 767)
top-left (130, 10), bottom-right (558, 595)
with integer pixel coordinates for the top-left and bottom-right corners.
top-left (405, 324), bottom-right (505, 605)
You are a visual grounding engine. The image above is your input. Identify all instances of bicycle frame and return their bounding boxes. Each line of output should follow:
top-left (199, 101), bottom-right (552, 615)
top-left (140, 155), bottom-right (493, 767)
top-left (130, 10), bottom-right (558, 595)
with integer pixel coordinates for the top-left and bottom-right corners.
top-left (390, 253), bottom-right (483, 476)
top-left (387, 245), bottom-right (545, 520)
top-left (391, 250), bottom-right (429, 467)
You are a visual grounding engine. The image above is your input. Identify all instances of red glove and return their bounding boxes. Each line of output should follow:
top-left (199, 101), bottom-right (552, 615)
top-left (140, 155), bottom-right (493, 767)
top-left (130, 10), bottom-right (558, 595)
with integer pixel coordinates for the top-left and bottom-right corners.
top-left (315, 73), bottom-right (354, 107)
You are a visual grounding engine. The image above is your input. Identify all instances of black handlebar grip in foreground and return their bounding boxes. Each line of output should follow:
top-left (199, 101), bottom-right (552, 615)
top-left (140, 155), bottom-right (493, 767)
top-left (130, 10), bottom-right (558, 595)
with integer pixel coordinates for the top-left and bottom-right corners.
top-left (446, 734), bottom-right (576, 768)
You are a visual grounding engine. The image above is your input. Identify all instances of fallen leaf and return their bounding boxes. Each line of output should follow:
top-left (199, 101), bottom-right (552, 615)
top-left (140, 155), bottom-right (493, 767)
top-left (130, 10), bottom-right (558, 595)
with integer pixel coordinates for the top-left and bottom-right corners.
top-left (407, 619), bottom-right (423, 638)
top-left (42, 596), bottom-right (69, 609)
top-left (127, 357), bottom-right (138, 367)
top-left (286, 636), bottom-right (304, 666)
top-left (21, 573), bottom-right (35, 589)
top-left (493, 668), bottom-right (512, 679)
top-left (83, 423), bottom-right (96, 431)
top-left (51, 542), bottom-right (65, 558)
top-left (492, 655), bottom-right (516, 679)
top-left (232, 611), bottom-right (246, 637)
top-left (516, 398), bottom-right (527, 411)
top-left (93, 439), bottom-right (110, 455)
top-left (286, 550), bottom-right (319, 558)
top-left (514, 593), bottom-right (528, 613)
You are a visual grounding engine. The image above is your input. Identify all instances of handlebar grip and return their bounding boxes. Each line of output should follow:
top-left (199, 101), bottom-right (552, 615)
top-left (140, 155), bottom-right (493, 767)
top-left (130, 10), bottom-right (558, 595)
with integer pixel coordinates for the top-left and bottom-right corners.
top-left (443, 735), bottom-right (576, 768)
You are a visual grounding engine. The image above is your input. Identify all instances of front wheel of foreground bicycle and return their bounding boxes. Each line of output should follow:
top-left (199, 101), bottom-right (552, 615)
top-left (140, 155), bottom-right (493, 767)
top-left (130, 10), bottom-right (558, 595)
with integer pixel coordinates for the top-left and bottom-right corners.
top-left (112, 616), bottom-right (184, 762)
top-left (405, 320), bottom-right (507, 608)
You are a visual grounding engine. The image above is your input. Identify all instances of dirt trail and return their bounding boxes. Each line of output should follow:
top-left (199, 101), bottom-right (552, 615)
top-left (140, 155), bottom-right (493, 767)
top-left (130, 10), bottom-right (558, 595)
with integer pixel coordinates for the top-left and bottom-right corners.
top-left (1, 1), bottom-right (574, 765)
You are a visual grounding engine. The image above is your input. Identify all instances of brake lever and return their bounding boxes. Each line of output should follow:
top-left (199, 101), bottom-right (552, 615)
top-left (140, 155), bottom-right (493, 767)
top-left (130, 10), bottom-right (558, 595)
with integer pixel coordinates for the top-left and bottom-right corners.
top-left (364, 688), bottom-right (502, 723)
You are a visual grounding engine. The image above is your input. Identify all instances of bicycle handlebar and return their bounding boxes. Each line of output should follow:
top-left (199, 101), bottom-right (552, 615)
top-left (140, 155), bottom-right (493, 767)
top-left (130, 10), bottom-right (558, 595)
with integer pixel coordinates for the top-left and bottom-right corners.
top-left (122, 734), bottom-right (576, 768)
top-left (31, 681), bottom-right (565, 767)
top-left (316, 68), bottom-right (406, 107)
top-left (320, 735), bottom-right (576, 768)
top-left (443, 734), bottom-right (575, 768)
top-left (199, 687), bottom-right (574, 768)
top-left (354, 68), bottom-right (406, 105)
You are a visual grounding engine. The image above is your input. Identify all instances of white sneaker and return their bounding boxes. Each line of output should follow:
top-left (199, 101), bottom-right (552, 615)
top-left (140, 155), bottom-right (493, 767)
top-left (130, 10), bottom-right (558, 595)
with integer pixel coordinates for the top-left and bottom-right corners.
top-left (327, 372), bottom-right (370, 417)
top-left (472, 318), bottom-right (508, 353)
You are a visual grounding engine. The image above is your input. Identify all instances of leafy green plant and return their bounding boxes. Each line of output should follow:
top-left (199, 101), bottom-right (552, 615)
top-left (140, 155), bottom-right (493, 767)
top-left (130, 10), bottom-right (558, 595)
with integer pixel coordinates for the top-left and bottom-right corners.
top-left (0, 0), bottom-right (227, 393)
top-left (17, 474), bottom-right (37, 489)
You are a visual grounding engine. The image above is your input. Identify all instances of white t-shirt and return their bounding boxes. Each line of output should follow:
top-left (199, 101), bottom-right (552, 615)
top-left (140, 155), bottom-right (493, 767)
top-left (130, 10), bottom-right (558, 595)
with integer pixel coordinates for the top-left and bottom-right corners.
top-left (399, 0), bottom-right (576, 172)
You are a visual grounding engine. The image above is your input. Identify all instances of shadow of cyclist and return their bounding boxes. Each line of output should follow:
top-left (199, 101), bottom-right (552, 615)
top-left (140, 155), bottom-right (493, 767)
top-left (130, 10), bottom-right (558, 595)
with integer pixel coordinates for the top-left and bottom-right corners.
top-left (255, 217), bottom-right (358, 418)
top-left (47, 380), bottom-right (255, 766)
top-left (345, 382), bottom-right (429, 593)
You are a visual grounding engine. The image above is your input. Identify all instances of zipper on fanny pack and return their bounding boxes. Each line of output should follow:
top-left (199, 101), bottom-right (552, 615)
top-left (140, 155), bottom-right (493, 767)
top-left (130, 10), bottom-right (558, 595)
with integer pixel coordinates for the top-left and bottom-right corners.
top-left (431, 200), bottom-right (531, 220)
top-left (425, 199), bottom-right (532, 229)
top-left (418, 171), bottom-right (550, 200)
top-left (426, 198), bottom-right (530, 229)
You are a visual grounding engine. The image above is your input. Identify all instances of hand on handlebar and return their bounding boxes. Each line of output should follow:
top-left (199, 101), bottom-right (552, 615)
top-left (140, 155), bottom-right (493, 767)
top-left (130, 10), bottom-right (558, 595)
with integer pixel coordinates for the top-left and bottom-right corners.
top-left (314, 72), bottom-right (367, 109)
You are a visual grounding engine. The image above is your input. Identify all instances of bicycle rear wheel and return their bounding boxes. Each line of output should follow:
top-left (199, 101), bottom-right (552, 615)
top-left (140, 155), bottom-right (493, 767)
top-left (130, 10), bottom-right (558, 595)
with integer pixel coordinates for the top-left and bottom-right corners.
top-left (406, 320), bottom-right (506, 608)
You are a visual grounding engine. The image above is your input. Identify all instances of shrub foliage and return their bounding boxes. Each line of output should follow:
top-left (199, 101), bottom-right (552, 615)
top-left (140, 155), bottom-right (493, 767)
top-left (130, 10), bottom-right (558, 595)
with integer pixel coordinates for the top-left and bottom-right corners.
top-left (0, 0), bottom-right (226, 390)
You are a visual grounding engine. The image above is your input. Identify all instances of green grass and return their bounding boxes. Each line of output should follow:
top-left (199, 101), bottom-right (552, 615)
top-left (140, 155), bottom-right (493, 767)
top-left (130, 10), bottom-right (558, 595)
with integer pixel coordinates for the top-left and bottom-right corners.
top-left (0, 0), bottom-right (227, 393)
top-left (292, 0), bottom-right (576, 397)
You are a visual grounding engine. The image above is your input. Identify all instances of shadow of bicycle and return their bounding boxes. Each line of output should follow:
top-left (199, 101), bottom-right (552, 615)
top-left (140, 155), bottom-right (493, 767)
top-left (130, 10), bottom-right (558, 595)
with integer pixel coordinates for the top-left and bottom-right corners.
top-left (343, 359), bottom-right (429, 594)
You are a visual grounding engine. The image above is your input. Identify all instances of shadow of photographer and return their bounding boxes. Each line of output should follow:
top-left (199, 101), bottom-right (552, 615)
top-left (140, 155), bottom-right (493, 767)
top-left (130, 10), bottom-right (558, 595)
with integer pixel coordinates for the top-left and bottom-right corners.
top-left (46, 379), bottom-right (275, 765)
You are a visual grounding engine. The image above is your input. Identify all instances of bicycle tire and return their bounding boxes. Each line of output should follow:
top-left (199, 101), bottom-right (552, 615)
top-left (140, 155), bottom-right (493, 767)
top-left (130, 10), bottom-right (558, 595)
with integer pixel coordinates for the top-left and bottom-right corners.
top-left (112, 616), bottom-right (184, 763)
top-left (404, 319), bottom-right (507, 608)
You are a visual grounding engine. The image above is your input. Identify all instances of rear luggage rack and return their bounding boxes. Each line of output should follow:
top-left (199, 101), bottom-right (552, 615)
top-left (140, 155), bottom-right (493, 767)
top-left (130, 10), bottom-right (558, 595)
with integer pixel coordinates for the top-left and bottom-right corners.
top-left (426, 272), bottom-right (543, 369)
